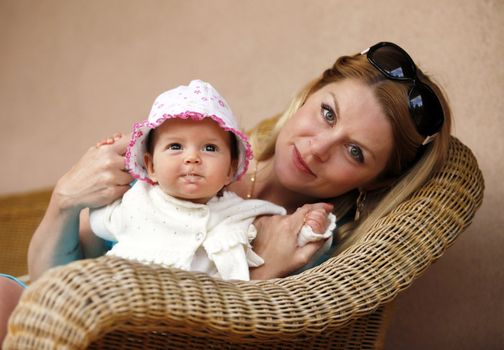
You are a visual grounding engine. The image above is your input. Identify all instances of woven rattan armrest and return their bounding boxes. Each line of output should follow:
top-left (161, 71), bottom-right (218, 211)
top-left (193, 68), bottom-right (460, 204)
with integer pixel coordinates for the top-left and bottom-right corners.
top-left (4, 137), bottom-right (484, 350)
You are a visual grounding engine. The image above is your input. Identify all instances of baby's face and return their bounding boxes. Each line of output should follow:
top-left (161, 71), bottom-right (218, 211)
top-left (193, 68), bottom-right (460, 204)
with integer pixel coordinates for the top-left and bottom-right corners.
top-left (144, 118), bottom-right (234, 204)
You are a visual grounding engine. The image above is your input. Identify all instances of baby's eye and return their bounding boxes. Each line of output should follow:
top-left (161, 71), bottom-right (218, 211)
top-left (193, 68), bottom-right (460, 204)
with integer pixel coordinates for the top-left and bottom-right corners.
top-left (203, 144), bottom-right (218, 152)
top-left (321, 104), bottom-right (335, 125)
top-left (168, 143), bottom-right (182, 150)
top-left (348, 144), bottom-right (364, 163)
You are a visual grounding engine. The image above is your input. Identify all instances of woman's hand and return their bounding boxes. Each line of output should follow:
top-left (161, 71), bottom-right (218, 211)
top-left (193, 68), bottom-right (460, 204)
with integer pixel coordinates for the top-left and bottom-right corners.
top-left (250, 202), bottom-right (333, 280)
top-left (95, 132), bottom-right (124, 148)
top-left (54, 133), bottom-right (133, 212)
top-left (28, 133), bottom-right (132, 280)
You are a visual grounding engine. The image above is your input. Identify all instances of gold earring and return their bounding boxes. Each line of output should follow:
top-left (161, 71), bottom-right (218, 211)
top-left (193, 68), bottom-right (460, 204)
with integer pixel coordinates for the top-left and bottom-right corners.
top-left (354, 190), bottom-right (367, 221)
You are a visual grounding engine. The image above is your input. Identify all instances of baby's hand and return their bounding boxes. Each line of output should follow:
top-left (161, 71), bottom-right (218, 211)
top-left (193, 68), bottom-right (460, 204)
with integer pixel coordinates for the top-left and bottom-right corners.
top-left (297, 203), bottom-right (336, 248)
top-left (304, 208), bottom-right (330, 234)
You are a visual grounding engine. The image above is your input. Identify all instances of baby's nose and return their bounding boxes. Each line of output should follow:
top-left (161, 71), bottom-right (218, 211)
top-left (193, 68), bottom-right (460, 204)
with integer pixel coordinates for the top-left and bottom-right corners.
top-left (184, 151), bottom-right (201, 164)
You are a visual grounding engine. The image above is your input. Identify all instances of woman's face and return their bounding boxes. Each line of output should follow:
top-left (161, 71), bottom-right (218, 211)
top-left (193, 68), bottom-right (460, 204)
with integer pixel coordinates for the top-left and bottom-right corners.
top-left (274, 79), bottom-right (394, 199)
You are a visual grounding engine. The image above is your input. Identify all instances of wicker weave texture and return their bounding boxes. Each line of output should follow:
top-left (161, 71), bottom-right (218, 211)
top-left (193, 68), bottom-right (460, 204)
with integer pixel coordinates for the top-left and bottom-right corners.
top-left (0, 190), bottom-right (51, 276)
top-left (4, 137), bottom-right (484, 350)
top-left (86, 303), bottom-right (390, 350)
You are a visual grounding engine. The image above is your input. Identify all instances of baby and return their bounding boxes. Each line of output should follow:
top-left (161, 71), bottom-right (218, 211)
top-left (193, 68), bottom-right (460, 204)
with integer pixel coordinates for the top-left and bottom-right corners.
top-left (90, 80), bottom-right (335, 280)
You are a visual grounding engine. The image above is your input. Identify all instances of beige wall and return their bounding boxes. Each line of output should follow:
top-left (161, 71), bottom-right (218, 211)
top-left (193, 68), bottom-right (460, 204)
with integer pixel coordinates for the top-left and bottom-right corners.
top-left (1, 0), bottom-right (502, 348)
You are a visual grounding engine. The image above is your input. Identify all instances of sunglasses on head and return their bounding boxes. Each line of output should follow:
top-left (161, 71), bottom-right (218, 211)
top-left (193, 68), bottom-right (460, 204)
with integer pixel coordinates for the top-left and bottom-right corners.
top-left (361, 42), bottom-right (444, 145)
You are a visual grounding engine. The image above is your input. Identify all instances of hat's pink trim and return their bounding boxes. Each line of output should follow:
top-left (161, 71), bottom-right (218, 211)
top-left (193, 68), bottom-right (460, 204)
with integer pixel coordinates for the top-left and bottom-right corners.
top-left (125, 112), bottom-right (252, 184)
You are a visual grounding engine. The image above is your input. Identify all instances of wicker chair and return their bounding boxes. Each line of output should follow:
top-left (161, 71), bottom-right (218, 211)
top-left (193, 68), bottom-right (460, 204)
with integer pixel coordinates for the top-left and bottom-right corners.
top-left (3, 137), bottom-right (484, 350)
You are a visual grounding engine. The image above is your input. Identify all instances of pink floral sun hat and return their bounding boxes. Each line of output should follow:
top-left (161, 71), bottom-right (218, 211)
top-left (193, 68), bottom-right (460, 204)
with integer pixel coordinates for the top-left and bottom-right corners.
top-left (125, 80), bottom-right (252, 184)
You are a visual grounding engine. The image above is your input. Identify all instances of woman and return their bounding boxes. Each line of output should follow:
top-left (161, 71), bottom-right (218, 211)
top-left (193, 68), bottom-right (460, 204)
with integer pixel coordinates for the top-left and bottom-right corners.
top-left (238, 42), bottom-right (449, 278)
top-left (1, 42), bottom-right (451, 342)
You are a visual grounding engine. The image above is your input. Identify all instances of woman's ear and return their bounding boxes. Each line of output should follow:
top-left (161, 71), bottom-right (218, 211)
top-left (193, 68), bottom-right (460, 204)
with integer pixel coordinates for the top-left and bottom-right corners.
top-left (144, 153), bottom-right (158, 183)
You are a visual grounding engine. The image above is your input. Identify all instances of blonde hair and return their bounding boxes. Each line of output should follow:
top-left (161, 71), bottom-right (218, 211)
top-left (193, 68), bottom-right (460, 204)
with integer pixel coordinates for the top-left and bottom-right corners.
top-left (248, 51), bottom-right (452, 253)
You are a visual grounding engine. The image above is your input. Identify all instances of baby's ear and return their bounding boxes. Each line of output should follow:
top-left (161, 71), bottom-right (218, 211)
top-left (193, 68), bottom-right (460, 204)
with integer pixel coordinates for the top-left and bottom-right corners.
top-left (143, 153), bottom-right (158, 183)
top-left (225, 159), bottom-right (238, 185)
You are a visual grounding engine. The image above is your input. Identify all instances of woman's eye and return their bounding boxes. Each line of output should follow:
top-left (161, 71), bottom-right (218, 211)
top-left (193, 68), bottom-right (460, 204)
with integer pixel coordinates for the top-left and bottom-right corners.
top-left (203, 144), bottom-right (218, 152)
top-left (168, 143), bottom-right (182, 150)
top-left (348, 144), bottom-right (364, 163)
top-left (321, 104), bottom-right (335, 125)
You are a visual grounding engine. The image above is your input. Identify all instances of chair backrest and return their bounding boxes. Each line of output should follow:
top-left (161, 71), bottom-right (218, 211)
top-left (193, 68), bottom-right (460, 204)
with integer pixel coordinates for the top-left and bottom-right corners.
top-left (4, 137), bottom-right (484, 350)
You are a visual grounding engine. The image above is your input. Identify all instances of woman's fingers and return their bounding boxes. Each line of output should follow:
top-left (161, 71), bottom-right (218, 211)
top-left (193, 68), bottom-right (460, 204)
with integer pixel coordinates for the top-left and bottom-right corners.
top-left (54, 134), bottom-right (133, 210)
top-left (95, 132), bottom-right (124, 148)
top-left (295, 239), bottom-right (326, 266)
top-left (108, 133), bottom-right (129, 156)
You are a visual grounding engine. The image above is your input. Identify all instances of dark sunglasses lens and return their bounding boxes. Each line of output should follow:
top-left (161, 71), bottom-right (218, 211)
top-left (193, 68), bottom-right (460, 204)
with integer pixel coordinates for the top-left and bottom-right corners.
top-left (370, 45), bottom-right (416, 79)
top-left (409, 85), bottom-right (444, 136)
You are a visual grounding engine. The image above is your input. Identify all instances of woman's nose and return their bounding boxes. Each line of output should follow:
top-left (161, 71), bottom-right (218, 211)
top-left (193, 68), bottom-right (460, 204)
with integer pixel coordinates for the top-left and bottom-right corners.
top-left (309, 134), bottom-right (334, 162)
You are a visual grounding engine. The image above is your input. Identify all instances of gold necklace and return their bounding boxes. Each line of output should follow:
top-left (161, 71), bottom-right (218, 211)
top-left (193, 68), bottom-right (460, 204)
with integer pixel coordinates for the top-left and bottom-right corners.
top-left (246, 160), bottom-right (259, 199)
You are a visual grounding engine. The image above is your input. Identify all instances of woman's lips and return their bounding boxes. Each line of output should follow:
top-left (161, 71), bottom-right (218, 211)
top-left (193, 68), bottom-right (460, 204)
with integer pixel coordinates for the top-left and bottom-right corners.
top-left (292, 146), bottom-right (316, 177)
